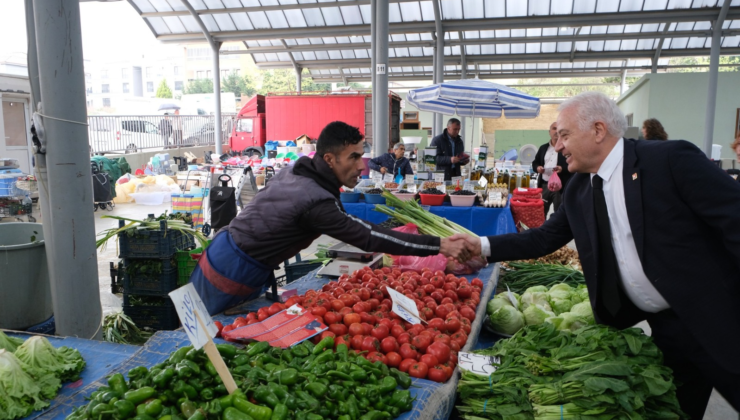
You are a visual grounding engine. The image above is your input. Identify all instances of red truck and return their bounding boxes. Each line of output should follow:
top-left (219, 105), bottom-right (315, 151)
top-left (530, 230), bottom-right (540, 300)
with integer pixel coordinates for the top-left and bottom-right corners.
top-left (229, 91), bottom-right (401, 157)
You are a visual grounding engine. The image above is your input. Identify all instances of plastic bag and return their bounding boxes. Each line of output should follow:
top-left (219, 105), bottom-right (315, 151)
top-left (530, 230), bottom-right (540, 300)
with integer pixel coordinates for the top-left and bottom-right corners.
top-left (548, 171), bottom-right (562, 192)
top-left (387, 224), bottom-right (448, 272)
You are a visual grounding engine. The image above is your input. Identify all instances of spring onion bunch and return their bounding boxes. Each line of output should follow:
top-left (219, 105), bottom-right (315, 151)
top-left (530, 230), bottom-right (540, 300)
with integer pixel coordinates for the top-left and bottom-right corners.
top-left (373, 190), bottom-right (476, 238)
top-left (96, 215), bottom-right (209, 250)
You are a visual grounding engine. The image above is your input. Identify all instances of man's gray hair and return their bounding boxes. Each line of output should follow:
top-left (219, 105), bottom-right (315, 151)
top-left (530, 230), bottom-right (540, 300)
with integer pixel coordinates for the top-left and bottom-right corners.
top-left (558, 92), bottom-right (627, 138)
top-left (393, 143), bottom-right (405, 150)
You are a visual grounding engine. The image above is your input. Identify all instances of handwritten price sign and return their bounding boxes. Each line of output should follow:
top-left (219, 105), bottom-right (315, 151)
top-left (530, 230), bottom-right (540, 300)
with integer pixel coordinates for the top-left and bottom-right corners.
top-left (169, 284), bottom-right (218, 349)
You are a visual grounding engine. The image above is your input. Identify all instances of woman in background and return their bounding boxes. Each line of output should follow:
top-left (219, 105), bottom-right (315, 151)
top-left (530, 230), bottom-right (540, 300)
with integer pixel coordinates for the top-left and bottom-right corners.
top-left (642, 118), bottom-right (669, 141)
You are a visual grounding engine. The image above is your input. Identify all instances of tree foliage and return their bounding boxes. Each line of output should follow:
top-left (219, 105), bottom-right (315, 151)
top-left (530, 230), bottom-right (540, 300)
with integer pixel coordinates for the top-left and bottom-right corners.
top-left (258, 69), bottom-right (332, 94)
top-left (183, 79), bottom-right (214, 94)
top-left (155, 79), bottom-right (173, 98)
top-left (667, 56), bottom-right (740, 72)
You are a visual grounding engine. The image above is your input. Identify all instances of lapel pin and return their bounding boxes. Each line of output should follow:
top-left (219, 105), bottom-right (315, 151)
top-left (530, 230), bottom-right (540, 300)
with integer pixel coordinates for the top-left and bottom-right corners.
top-left (632, 173), bottom-right (638, 181)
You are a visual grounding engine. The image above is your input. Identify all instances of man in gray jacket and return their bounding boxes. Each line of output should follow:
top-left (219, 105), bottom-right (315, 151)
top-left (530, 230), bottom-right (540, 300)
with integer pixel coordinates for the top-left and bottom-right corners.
top-left (191, 121), bottom-right (474, 314)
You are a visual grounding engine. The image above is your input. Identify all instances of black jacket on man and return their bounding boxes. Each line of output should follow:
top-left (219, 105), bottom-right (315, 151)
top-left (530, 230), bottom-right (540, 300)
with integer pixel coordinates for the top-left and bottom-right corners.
top-left (430, 129), bottom-right (465, 180)
top-left (531, 141), bottom-right (572, 189)
top-left (486, 139), bottom-right (740, 381)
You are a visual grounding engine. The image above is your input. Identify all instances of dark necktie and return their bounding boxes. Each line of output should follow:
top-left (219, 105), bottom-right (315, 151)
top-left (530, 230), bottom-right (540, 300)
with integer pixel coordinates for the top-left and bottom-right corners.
top-left (592, 175), bottom-right (622, 317)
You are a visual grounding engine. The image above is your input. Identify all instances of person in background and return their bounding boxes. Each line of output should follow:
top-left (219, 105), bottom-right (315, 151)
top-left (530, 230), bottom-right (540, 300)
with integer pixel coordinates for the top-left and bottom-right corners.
top-left (642, 118), bottom-right (668, 141)
top-left (172, 109), bottom-right (183, 146)
top-left (532, 122), bottom-right (571, 216)
top-left (462, 92), bottom-right (740, 418)
top-left (431, 118), bottom-right (468, 180)
top-left (159, 113), bottom-right (172, 148)
top-left (368, 143), bottom-right (414, 178)
top-left (732, 134), bottom-right (740, 163)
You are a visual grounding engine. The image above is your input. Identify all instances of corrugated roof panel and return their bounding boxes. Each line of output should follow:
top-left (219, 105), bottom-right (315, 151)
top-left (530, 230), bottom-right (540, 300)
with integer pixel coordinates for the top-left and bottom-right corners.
top-left (315, 51), bottom-right (329, 59)
top-left (252, 53), bottom-right (266, 62)
top-left (420, 33), bottom-right (434, 41)
top-left (541, 42), bottom-right (557, 52)
top-left (231, 13), bottom-right (254, 30)
top-left (402, 66), bottom-right (413, 72)
top-left (495, 29), bottom-right (511, 38)
top-left (264, 11), bottom-right (289, 28)
top-left (179, 15), bottom-right (203, 32)
top-left (687, 37), bottom-right (707, 48)
top-left (399, 2), bottom-right (422, 21)
top-left (511, 43), bottom-right (526, 53)
top-left (462, 0), bottom-right (483, 19)
top-left (573, 0), bottom-right (597, 13)
top-left (643, 0), bottom-right (668, 9)
top-left (584, 61), bottom-right (597, 68)
top-left (328, 50), bottom-right (342, 59)
top-left (341, 50), bottom-right (357, 59)
top-left (485, 0), bottom-right (505, 18)
top-left (241, 0), bottom-right (262, 7)
top-left (132, 0), bottom-right (156, 13)
top-left (675, 22), bottom-right (694, 31)
top-left (451, 46), bottom-right (461, 55)
top-left (723, 35), bottom-right (740, 47)
top-left (667, 0), bottom-right (692, 7)
top-left (259, 0), bottom-right (279, 6)
top-left (419, 1), bottom-right (436, 20)
top-left (694, 21), bottom-right (711, 30)
top-left (557, 41), bottom-right (572, 52)
top-left (321, 7), bottom-right (345, 26)
top-left (468, 45), bottom-right (482, 55)
top-left (409, 47), bottom-right (424, 56)
top-left (496, 44), bottom-right (509, 54)
top-left (604, 40), bottom-right (621, 50)
top-left (246, 40), bottom-right (260, 47)
top-left (501, 63), bottom-right (513, 70)
top-left (514, 63), bottom-right (526, 70)
top-left (359, 4), bottom-right (372, 22)
top-left (442, 0), bottom-right (463, 20)
top-left (511, 28), bottom-right (526, 37)
top-left (360, 68), bottom-right (370, 73)
top-left (247, 12), bottom-right (272, 29)
top-left (619, 0), bottom-right (643, 12)
top-left (391, 34), bottom-right (406, 42)
top-left (551, 0), bottom-right (574, 14)
top-left (590, 26), bottom-right (607, 34)
top-left (641, 23), bottom-right (659, 32)
top-left (147, 17), bottom-right (172, 34)
top-left (161, 16), bottom-right (187, 33)
top-left (302, 8), bottom-right (325, 26)
top-left (464, 31), bottom-right (479, 39)
top-left (264, 53), bottom-right (280, 61)
top-left (596, 0), bottom-right (618, 12)
top-left (528, 0), bottom-right (550, 15)
top-left (413, 66), bottom-right (425, 72)
top-left (283, 9), bottom-right (308, 27)
top-left (733, 0), bottom-right (740, 6)
top-left (620, 39), bottom-right (638, 50)
top-left (527, 28), bottom-right (542, 37)
top-left (693, 0), bottom-right (718, 7)
top-left (388, 49), bottom-right (396, 58)
top-left (335, 36), bottom-right (351, 43)
top-left (607, 25), bottom-right (625, 34)
top-left (589, 40), bottom-right (605, 51)
top-left (388, 3), bottom-right (402, 22)
top-left (422, 47), bottom-right (434, 55)
top-left (549, 62), bottom-right (562, 69)
top-left (303, 51), bottom-right (317, 60)
top-left (506, 0), bottom-right (527, 17)
top-left (480, 30), bottom-right (495, 38)
top-left (319, 37), bottom-right (335, 44)
top-left (355, 49), bottom-right (369, 58)
top-left (574, 40), bottom-right (589, 50)
top-left (149, 0), bottom-right (173, 11)
top-left (257, 40), bottom-right (273, 47)
top-left (623, 24), bottom-right (642, 33)
top-left (395, 48), bottom-right (410, 57)
top-left (405, 33), bottom-right (421, 41)
top-left (481, 44), bottom-right (496, 54)
top-left (668, 37), bottom-right (689, 48)
top-left (542, 28), bottom-right (558, 36)
top-left (526, 42), bottom-right (541, 53)
top-left (339, 5), bottom-right (363, 24)
top-left (636, 38), bottom-right (655, 49)
top-left (277, 52), bottom-right (292, 61)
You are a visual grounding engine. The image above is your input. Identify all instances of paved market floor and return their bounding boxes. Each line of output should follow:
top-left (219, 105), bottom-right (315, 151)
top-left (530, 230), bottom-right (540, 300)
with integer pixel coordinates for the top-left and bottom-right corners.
top-left (7, 201), bottom-right (736, 420)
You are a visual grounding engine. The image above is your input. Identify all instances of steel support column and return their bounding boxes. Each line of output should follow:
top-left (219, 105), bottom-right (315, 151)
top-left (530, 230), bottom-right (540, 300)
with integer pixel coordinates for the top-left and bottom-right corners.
top-left (371, 0), bottom-right (377, 155)
top-left (373, 0), bottom-right (389, 158)
top-left (703, 0), bottom-right (731, 157)
top-left (620, 67), bottom-right (628, 95)
top-left (32, 0), bottom-right (102, 339)
top-left (432, 0), bottom-right (444, 137)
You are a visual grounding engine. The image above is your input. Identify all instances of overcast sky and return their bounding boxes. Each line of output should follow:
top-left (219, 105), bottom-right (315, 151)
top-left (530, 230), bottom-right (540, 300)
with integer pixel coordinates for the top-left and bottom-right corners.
top-left (0, 0), bottom-right (183, 64)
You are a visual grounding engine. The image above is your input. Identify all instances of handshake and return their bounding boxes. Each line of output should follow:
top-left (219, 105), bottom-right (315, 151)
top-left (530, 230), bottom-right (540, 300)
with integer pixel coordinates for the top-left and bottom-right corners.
top-left (439, 234), bottom-right (482, 262)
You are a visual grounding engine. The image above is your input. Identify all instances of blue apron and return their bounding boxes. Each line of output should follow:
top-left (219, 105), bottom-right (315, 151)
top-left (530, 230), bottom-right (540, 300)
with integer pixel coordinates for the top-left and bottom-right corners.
top-left (189, 230), bottom-right (275, 315)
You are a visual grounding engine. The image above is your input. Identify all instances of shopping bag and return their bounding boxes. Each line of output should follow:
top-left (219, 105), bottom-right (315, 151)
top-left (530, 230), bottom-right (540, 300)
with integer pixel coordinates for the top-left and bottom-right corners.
top-left (548, 171), bottom-right (562, 192)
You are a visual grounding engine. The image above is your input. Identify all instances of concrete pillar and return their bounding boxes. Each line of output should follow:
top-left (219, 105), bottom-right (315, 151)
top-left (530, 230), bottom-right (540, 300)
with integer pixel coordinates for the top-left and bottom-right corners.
top-left (373, 0), bottom-right (389, 158)
top-left (211, 42), bottom-right (223, 155)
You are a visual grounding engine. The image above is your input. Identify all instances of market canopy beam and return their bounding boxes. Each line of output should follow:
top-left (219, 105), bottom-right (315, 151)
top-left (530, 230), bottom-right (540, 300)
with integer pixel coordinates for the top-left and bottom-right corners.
top-left (140, 0), bottom-right (420, 18)
top-left (651, 24), bottom-right (672, 73)
top-left (152, 7), bottom-right (740, 43)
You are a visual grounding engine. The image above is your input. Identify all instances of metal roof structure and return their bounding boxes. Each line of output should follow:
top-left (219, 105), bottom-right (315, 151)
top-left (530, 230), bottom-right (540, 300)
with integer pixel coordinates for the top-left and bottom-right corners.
top-left (127, 0), bottom-right (740, 82)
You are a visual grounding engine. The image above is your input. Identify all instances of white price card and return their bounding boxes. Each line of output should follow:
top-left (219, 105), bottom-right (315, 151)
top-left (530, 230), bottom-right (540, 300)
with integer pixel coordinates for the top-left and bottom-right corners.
top-left (478, 176), bottom-right (488, 188)
top-left (458, 352), bottom-right (500, 375)
top-left (372, 172), bottom-right (383, 183)
top-left (405, 174), bottom-right (415, 185)
top-left (386, 288), bottom-right (422, 325)
top-left (433, 173), bottom-right (446, 183)
top-left (169, 284), bottom-right (219, 350)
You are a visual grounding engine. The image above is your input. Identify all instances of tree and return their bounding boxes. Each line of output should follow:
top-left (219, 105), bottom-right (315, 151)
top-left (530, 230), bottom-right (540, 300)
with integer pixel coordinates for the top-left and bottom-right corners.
top-left (184, 79), bottom-right (214, 94)
top-left (155, 79), bottom-right (173, 98)
top-left (511, 77), bottom-right (623, 99)
top-left (222, 73), bottom-right (257, 98)
top-left (258, 69), bottom-right (331, 94)
top-left (667, 56), bottom-right (740, 72)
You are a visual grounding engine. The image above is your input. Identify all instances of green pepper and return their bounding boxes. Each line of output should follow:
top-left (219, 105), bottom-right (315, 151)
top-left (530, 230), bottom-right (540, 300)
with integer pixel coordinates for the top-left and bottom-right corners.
top-left (312, 336), bottom-right (334, 355)
top-left (200, 388), bottom-right (215, 401)
top-left (137, 403), bottom-right (147, 416)
top-left (304, 382), bottom-right (328, 399)
top-left (188, 378), bottom-right (205, 393)
top-left (389, 390), bottom-right (413, 411)
top-left (114, 400), bottom-right (136, 419)
top-left (163, 390), bottom-right (177, 404)
top-left (376, 361), bottom-right (389, 377)
top-left (305, 414), bottom-right (323, 420)
top-left (269, 403), bottom-right (288, 420)
top-left (272, 368), bottom-right (298, 386)
top-left (262, 363), bottom-right (279, 373)
top-left (389, 369), bottom-right (411, 390)
top-left (219, 395), bottom-right (234, 409)
top-left (365, 373), bottom-right (379, 385)
top-left (215, 344), bottom-right (236, 360)
top-left (374, 400), bottom-right (387, 411)
top-left (84, 400), bottom-right (102, 418)
top-left (180, 400), bottom-right (198, 419)
top-left (160, 407), bottom-right (172, 417)
top-left (358, 397), bottom-right (370, 410)
top-left (279, 350), bottom-right (293, 363)
top-left (289, 344), bottom-right (308, 358)
top-left (107, 373), bottom-right (129, 395)
top-left (100, 391), bottom-right (121, 404)
top-left (232, 365), bottom-right (252, 375)
top-left (387, 406), bottom-right (400, 417)
top-left (124, 387), bottom-right (156, 405)
top-left (205, 400), bottom-right (223, 416)
top-left (253, 386), bottom-right (279, 409)
top-left (182, 385), bottom-right (198, 400)
top-left (185, 348), bottom-right (202, 362)
top-left (186, 409), bottom-right (206, 420)
top-left (144, 400), bottom-right (164, 417)
top-left (176, 360), bottom-right (201, 378)
top-left (337, 416), bottom-right (351, 420)
top-left (232, 397), bottom-right (272, 420)
top-left (294, 391), bottom-right (319, 411)
top-left (359, 411), bottom-right (390, 420)
top-left (246, 341), bottom-right (271, 357)
top-left (328, 385), bottom-right (346, 402)
top-left (346, 395), bottom-right (360, 420)
top-left (153, 368), bottom-right (176, 389)
top-left (266, 383), bottom-right (287, 402)
top-left (378, 376), bottom-right (397, 395)
top-left (247, 367), bottom-right (269, 381)
top-left (214, 384), bottom-right (228, 396)
top-left (169, 346), bottom-right (192, 364)
top-left (300, 340), bottom-right (314, 354)
top-left (128, 367), bottom-right (149, 381)
top-left (304, 349), bottom-right (333, 370)
top-left (159, 416), bottom-right (172, 420)
top-left (348, 369), bottom-right (367, 382)
top-left (222, 407), bottom-right (253, 420)
top-left (92, 403), bottom-right (113, 419)
top-left (231, 354), bottom-right (250, 367)
top-left (294, 412), bottom-right (307, 420)
top-left (132, 415), bottom-right (156, 420)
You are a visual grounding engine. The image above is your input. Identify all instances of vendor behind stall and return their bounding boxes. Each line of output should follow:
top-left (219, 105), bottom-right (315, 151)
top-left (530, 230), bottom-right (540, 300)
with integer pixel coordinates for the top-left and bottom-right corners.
top-left (368, 143), bottom-right (414, 177)
top-left (191, 121), bottom-right (473, 314)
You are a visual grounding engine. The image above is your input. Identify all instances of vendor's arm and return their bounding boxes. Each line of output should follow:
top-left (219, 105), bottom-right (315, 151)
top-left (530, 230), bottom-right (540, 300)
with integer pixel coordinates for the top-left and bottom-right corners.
top-left (368, 156), bottom-right (383, 172)
top-left (430, 136), bottom-right (453, 166)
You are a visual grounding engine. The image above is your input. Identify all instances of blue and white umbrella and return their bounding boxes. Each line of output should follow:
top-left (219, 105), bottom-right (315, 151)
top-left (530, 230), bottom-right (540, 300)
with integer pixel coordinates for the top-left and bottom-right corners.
top-left (407, 78), bottom-right (540, 119)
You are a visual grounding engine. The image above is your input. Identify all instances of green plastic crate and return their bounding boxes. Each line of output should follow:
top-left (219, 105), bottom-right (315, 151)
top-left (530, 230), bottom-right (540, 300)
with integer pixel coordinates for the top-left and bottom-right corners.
top-left (175, 247), bottom-right (204, 286)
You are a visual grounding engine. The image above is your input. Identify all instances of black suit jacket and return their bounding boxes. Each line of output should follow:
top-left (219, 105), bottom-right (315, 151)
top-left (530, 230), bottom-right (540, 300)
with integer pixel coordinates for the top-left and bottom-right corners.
top-left (487, 139), bottom-right (740, 373)
top-left (430, 129), bottom-right (465, 180)
top-left (532, 142), bottom-right (572, 189)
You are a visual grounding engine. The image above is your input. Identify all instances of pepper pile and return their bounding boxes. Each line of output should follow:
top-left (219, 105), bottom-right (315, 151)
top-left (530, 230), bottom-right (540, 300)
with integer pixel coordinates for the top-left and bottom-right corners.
top-left (65, 340), bottom-right (414, 420)
top-left (222, 267), bottom-right (484, 382)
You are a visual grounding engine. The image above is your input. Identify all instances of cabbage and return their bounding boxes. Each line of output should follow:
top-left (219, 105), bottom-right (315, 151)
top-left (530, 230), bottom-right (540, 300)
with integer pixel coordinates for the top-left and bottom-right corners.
top-left (569, 301), bottom-right (595, 324)
top-left (524, 286), bottom-right (549, 294)
top-left (576, 285), bottom-right (590, 303)
top-left (489, 306), bottom-right (525, 335)
top-left (520, 291), bottom-right (552, 312)
top-left (0, 331), bottom-right (23, 353)
top-left (14, 337), bottom-right (86, 383)
top-left (0, 349), bottom-right (58, 419)
top-left (523, 304), bottom-right (556, 326)
top-left (549, 297), bottom-right (574, 315)
top-left (556, 312), bottom-right (590, 332)
top-left (547, 283), bottom-right (575, 315)
top-left (487, 293), bottom-right (520, 315)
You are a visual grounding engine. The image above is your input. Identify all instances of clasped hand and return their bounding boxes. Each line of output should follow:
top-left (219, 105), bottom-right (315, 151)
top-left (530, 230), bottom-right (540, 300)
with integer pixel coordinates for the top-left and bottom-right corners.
top-left (439, 234), bottom-right (482, 262)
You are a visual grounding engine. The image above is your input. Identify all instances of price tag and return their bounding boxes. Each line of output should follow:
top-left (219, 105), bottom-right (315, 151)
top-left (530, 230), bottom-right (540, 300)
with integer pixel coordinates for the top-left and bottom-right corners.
top-left (463, 182), bottom-right (475, 192)
top-left (517, 187), bottom-right (528, 192)
top-left (386, 288), bottom-right (423, 325)
top-left (478, 176), bottom-right (488, 188)
top-left (433, 173), bottom-right (445, 183)
top-left (405, 174), bottom-right (415, 185)
top-left (491, 192), bottom-right (503, 201)
top-left (506, 285), bottom-right (519, 309)
top-left (458, 352), bottom-right (500, 375)
top-left (372, 172), bottom-right (383, 183)
top-left (169, 284), bottom-right (218, 349)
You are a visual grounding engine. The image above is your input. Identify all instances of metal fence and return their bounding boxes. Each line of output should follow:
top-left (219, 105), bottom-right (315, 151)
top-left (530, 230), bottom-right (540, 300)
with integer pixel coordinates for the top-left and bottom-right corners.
top-left (88, 114), bottom-right (235, 154)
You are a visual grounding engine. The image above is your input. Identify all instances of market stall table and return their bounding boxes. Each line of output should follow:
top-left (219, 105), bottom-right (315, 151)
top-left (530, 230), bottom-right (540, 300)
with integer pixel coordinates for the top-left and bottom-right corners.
top-left (342, 201), bottom-right (517, 236)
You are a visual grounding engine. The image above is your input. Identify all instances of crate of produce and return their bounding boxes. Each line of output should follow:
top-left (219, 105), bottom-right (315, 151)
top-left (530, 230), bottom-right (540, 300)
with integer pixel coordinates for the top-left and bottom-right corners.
top-left (285, 260), bottom-right (324, 284)
top-left (118, 219), bottom-right (195, 259)
top-left (110, 261), bottom-right (124, 294)
top-left (123, 294), bottom-right (180, 330)
top-left (175, 247), bottom-right (204, 286)
top-left (122, 258), bottom-right (179, 295)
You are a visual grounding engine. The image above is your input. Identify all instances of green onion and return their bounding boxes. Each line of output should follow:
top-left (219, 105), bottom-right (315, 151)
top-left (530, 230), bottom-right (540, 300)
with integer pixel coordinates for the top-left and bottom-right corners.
top-left (500, 262), bottom-right (585, 294)
top-left (96, 215), bottom-right (209, 250)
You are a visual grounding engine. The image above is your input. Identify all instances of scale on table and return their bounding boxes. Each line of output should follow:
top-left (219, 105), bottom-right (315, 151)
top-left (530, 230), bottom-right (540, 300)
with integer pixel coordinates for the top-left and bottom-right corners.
top-left (317, 242), bottom-right (384, 278)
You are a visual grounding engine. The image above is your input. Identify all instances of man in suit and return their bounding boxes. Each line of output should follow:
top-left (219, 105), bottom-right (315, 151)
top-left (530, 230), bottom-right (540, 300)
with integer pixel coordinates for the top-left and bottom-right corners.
top-left (430, 118), bottom-right (468, 180)
top-left (532, 122), bottom-right (571, 216)
top-left (465, 92), bottom-right (740, 418)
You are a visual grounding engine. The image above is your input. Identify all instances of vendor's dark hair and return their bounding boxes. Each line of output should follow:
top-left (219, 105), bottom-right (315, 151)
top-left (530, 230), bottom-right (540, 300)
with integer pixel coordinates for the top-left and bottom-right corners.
top-left (447, 118), bottom-right (461, 126)
top-left (642, 118), bottom-right (668, 141)
top-left (317, 121), bottom-right (364, 156)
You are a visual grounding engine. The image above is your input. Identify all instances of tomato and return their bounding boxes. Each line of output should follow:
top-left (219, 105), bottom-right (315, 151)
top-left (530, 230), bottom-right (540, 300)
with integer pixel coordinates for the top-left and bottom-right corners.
top-left (339, 307), bottom-right (353, 317)
top-left (427, 364), bottom-right (448, 383)
top-left (411, 335), bottom-right (432, 353)
top-left (246, 312), bottom-right (258, 322)
top-left (284, 297), bottom-right (300, 307)
top-left (398, 358), bottom-right (416, 373)
top-left (433, 333), bottom-right (451, 346)
top-left (257, 307), bottom-right (270, 321)
top-left (420, 307), bottom-right (435, 321)
top-left (339, 294), bottom-right (355, 307)
top-left (360, 323), bottom-right (373, 335)
top-left (419, 354), bottom-right (439, 367)
top-left (221, 324), bottom-right (236, 335)
top-left (359, 312), bottom-right (376, 324)
top-left (440, 297), bottom-right (453, 306)
top-left (449, 340), bottom-right (461, 352)
top-left (310, 306), bottom-right (327, 317)
top-left (358, 288), bottom-right (371, 301)
top-left (214, 321), bottom-right (224, 337)
top-left (246, 319), bottom-right (259, 325)
top-left (348, 323), bottom-right (364, 337)
top-left (460, 306), bottom-right (476, 322)
top-left (449, 352), bottom-right (458, 366)
top-left (385, 351), bottom-right (402, 368)
top-left (232, 317), bottom-right (247, 328)
top-left (350, 334), bottom-right (365, 350)
top-left (399, 343), bottom-right (418, 360)
top-left (430, 276), bottom-right (445, 288)
top-left (335, 334), bottom-right (351, 349)
top-left (324, 311), bottom-right (342, 325)
top-left (330, 299), bottom-right (345, 312)
top-left (366, 298), bottom-right (380, 310)
top-left (371, 324), bottom-right (390, 341)
top-left (352, 302), bottom-right (368, 314)
top-left (343, 313), bottom-right (361, 326)
top-left (397, 333), bottom-right (411, 345)
top-left (380, 336), bottom-right (399, 353)
top-left (443, 282), bottom-right (458, 292)
top-left (320, 331), bottom-right (336, 340)
top-left (435, 305), bottom-right (451, 319)
top-left (444, 290), bottom-right (459, 302)
top-left (460, 317), bottom-right (472, 334)
top-left (378, 318), bottom-right (393, 329)
top-left (361, 336), bottom-right (380, 352)
top-left (441, 362), bottom-right (454, 378)
top-left (427, 318), bottom-right (445, 330)
top-left (427, 341), bottom-right (451, 364)
top-left (426, 301), bottom-right (438, 312)
top-left (450, 331), bottom-right (468, 348)
top-left (430, 291), bottom-right (445, 303)
top-left (444, 318), bottom-right (461, 333)
top-left (362, 273), bottom-right (374, 282)
top-left (408, 362), bottom-right (429, 379)
top-left (328, 324), bottom-right (348, 336)
top-left (457, 283), bottom-right (473, 299)
top-left (471, 278), bottom-right (483, 288)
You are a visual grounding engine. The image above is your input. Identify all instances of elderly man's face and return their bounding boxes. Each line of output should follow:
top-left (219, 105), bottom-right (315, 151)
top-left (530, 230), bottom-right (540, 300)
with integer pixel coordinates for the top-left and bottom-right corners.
top-left (394, 145), bottom-right (406, 159)
top-left (549, 123), bottom-right (558, 144)
top-left (556, 107), bottom-right (608, 173)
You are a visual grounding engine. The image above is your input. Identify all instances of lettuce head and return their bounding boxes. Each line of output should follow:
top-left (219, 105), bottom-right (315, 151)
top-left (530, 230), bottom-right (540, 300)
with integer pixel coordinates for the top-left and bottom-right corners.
top-left (489, 306), bottom-right (525, 335)
top-left (14, 337), bottom-right (85, 383)
top-left (0, 349), bottom-right (57, 419)
top-left (520, 291), bottom-right (552, 312)
top-left (523, 304), bottom-right (556, 326)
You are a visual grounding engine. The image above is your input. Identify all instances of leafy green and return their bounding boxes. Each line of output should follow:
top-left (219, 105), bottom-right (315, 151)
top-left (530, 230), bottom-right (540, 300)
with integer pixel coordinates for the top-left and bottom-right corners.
top-left (14, 337), bottom-right (86, 383)
top-left (489, 306), bottom-right (525, 335)
top-left (520, 292), bottom-right (551, 312)
top-left (522, 305), bottom-right (555, 327)
top-left (0, 332), bottom-right (23, 353)
top-left (0, 349), bottom-right (60, 420)
top-left (487, 293), bottom-right (519, 315)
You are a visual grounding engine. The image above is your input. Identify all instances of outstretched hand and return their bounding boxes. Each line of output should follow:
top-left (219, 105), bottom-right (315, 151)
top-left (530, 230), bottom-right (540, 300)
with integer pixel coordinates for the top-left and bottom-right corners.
top-left (439, 233), bottom-right (481, 262)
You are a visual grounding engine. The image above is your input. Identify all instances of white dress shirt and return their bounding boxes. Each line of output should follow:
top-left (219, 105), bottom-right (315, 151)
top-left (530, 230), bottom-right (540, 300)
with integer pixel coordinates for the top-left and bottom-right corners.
top-left (541, 144), bottom-right (558, 181)
top-left (481, 138), bottom-right (670, 313)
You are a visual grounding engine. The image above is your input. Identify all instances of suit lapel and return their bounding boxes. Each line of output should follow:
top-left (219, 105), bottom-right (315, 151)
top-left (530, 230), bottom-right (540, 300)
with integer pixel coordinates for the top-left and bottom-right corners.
top-left (622, 139), bottom-right (645, 263)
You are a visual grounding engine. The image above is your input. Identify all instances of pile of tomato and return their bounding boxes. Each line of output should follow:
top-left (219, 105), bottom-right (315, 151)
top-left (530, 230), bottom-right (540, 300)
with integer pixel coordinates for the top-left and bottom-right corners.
top-left (219, 266), bottom-right (484, 383)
